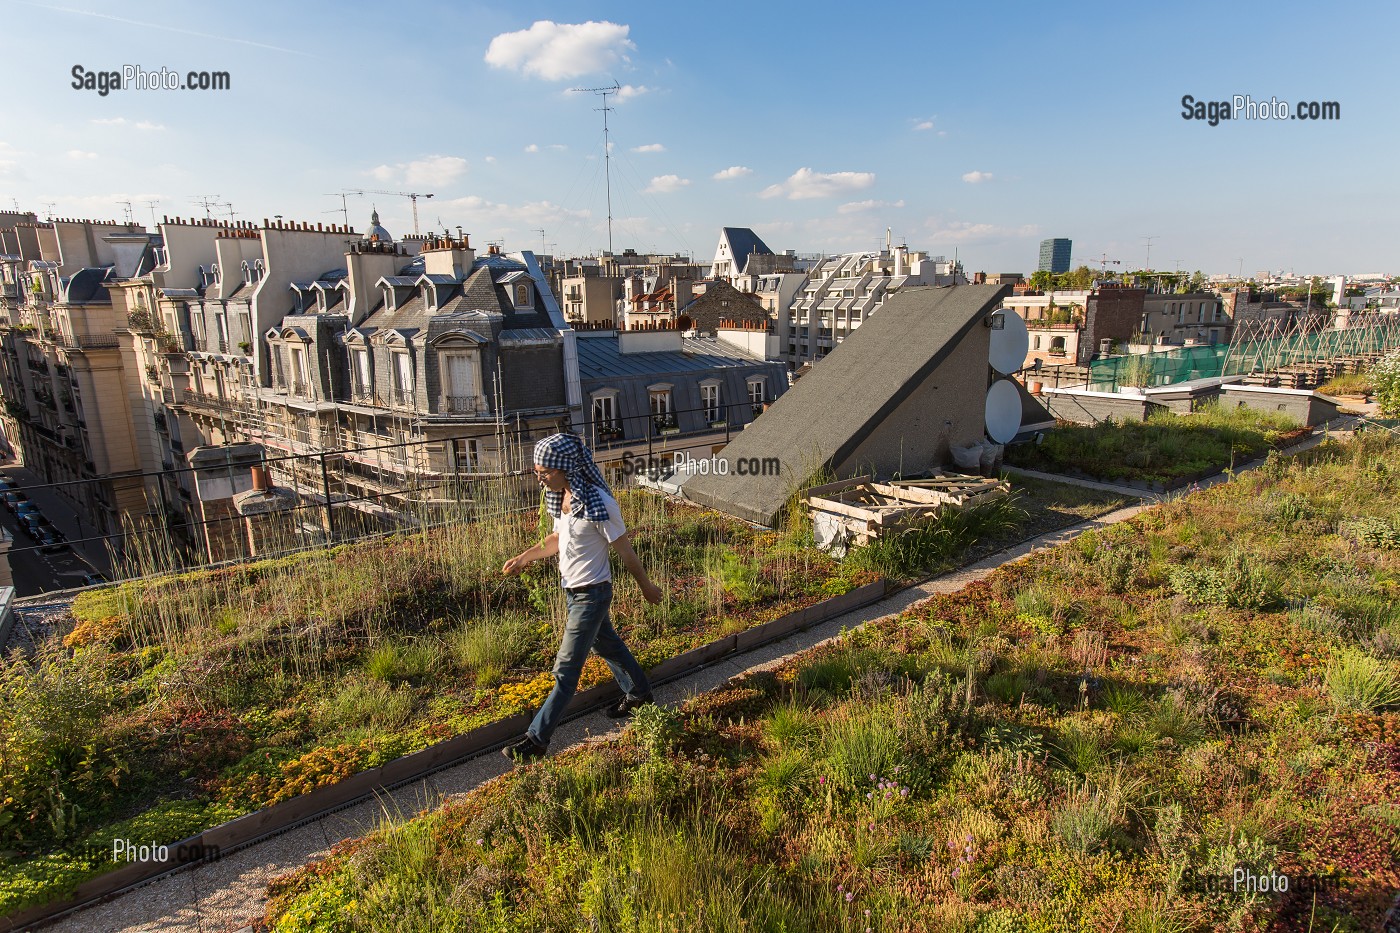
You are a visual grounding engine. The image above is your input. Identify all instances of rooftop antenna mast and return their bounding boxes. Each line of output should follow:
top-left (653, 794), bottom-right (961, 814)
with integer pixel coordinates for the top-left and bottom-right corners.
top-left (323, 191), bottom-right (359, 226)
top-left (42, 202), bottom-right (56, 220)
top-left (191, 195), bottom-right (222, 222)
top-left (144, 199), bottom-right (161, 227)
top-left (117, 200), bottom-right (134, 224)
top-left (571, 81), bottom-right (621, 253)
top-left (1140, 234), bottom-right (1159, 271)
top-left (533, 228), bottom-right (546, 256)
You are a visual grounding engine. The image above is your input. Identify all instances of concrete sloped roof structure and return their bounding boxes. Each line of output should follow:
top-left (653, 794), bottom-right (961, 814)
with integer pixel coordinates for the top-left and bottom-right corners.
top-left (681, 283), bottom-right (1012, 526)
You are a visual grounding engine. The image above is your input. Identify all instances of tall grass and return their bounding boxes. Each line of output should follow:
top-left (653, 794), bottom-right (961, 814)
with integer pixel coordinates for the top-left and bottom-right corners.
top-left (1006, 402), bottom-right (1301, 484)
top-left (1324, 648), bottom-right (1400, 712)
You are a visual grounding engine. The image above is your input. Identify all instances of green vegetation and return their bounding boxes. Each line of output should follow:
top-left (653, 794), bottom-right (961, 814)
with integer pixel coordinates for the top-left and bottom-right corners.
top-left (0, 478), bottom-right (1122, 917)
top-left (1318, 369), bottom-right (1374, 398)
top-left (1375, 349), bottom-right (1400, 417)
top-left (265, 431), bottom-right (1400, 932)
top-left (1006, 402), bottom-right (1307, 486)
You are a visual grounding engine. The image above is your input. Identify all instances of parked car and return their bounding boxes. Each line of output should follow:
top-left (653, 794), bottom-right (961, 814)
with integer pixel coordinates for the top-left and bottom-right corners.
top-left (14, 501), bottom-right (40, 519)
top-left (2, 490), bottom-right (26, 508)
top-left (81, 571), bottom-right (109, 586)
top-left (0, 478), bottom-right (14, 491)
top-left (37, 528), bottom-right (68, 553)
top-left (20, 514), bottom-right (51, 539)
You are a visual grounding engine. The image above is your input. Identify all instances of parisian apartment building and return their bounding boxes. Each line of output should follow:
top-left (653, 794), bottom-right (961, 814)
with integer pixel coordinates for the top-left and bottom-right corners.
top-left (0, 211), bottom-right (784, 562)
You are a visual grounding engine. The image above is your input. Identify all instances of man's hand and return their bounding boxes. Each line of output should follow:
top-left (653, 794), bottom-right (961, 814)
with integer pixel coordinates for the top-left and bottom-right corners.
top-left (502, 554), bottom-right (531, 576)
top-left (640, 580), bottom-right (663, 604)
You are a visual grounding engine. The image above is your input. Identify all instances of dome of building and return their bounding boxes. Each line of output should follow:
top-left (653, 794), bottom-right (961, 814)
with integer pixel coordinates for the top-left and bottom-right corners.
top-left (366, 208), bottom-right (393, 243)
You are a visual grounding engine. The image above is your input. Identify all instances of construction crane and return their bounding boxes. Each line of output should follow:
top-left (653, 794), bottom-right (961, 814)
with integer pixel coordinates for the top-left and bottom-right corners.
top-left (343, 189), bottom-right (434, 235)
top-left (1086, 252), bottom-right (1122, 272)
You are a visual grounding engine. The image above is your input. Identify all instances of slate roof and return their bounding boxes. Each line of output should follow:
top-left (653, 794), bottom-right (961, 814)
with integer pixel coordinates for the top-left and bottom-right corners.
top-left (721, 227), bottom-right (773, 268)
top-left (359, 261), bottom-right (556, 338)
top-left (62, 266), bottom-right (114, 304)
top-left (682, 284), bottom-right (1010, 526)
top-left (575, 332), bottom-right (767, 380)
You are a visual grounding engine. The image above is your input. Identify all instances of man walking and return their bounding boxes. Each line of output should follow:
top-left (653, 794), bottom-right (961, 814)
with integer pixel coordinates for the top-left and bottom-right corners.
top-left (500, 432), bottom-right (662, 763)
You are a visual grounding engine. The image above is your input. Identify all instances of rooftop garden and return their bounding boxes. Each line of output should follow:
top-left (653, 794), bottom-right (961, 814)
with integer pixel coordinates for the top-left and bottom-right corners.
top-left (0, 477), bottom-right (1126, 917)
top-left (1006, 403), bottom-right (1309, 488)
top-left (264, 432), bottom-right (1400, 932)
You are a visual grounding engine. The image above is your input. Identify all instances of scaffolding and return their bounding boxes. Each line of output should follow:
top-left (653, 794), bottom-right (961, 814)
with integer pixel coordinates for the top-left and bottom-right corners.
top-left (1085, 312), bottom-right (1400, 392)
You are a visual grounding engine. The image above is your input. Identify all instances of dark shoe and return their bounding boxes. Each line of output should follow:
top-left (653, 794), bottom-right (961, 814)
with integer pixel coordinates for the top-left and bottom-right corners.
top-left (604, 693), bottom-right (655, 718)
top-left (502, 736), bottom-right (548, 763)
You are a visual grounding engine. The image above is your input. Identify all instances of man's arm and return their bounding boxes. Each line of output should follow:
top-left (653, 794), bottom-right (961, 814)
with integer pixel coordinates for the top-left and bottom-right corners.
top-left (502, 532), bottom-right (559, 575)
top-left (611, 534), bottom-right (663, 604)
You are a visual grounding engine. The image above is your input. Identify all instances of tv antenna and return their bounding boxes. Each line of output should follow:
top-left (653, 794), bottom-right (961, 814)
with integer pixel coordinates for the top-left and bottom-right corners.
top-left (42, 202), bottom-right (56, 220)
top-left (323, 191), bottom-right (360, 226)
top-left (571, 81), bottom-right (621, 253)
top-left (117, 200), bottom-right (134, 224)
top-left (533, 228), bottom-right (546, 256)
top-left (1140, 234), bottom-right (1159, 271)
top-left (191, 195), bottom-right (222, 221)
top-left (144, 200), bottom-right (161, 227)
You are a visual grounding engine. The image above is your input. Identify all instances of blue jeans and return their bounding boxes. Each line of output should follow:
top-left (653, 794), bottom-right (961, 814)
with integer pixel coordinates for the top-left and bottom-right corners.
top-left (528, 581), bottom-right (651, 745)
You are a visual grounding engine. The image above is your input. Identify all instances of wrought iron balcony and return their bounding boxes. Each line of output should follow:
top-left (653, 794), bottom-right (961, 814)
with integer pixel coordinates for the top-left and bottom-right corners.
top-left (439, 394), bottom-right (484, 414)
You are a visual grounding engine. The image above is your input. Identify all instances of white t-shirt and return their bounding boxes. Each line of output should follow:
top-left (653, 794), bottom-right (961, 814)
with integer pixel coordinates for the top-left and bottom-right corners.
top-left (554, 490), bottom-right (627, 588)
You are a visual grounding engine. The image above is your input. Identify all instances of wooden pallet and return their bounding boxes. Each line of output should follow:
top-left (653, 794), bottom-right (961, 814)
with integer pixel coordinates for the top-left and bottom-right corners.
top-left (806, 473), bottom-right (1011, 549)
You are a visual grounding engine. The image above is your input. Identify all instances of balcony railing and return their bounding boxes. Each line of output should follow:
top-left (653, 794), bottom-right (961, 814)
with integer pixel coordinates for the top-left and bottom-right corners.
top-left (292, 381), bottom-right (310, 399)
top-left (56, 332), bottom-right (122, 350)
top-left (391, 388), bottom-right (416, 409)
top-left (438, 394), bottom-right (484, 414)
top-left (199, 391), bottom-right (240, 412)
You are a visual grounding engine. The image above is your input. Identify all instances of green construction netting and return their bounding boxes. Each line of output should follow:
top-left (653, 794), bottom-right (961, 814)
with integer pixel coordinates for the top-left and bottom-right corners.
top-left (1085, 317), bottom-right (1400, 392)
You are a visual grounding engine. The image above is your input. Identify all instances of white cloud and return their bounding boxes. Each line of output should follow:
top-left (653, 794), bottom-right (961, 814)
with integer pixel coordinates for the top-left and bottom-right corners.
top-left (645, 174), bottom-right (690, 194)
top-left (484, 20), bottom-right (634, 81)
top-left (90, 117), bottom-right (165, 130)
top-left (548, 144), bottom-right (568, 151)
top-left (759, 167), bottom-right (875, 200)
top-left (961, 170), bottom-right (993, 184)
top-left (367, 155), bottom-right (468, 188)
top-left (838, 199), bottom-right (906, 214)
top-left (913, 121), bottom-right (934, 131)
top-left (615, 84), bottom-right (649, 102)
top-left (484, 155), bottom-right (496, 163)
top-left (631, 143), bottom-right (665, 153)
top-left (926, 220), bottom-right (1039, 243)
top-left (443, 194), bottom-right (590, 228)
top-left (67, 150), bottom-right (99, 160)
top-left (524, 144), bottom-right (540, 153)
top-left (712, 165), bottom-right (752, 181)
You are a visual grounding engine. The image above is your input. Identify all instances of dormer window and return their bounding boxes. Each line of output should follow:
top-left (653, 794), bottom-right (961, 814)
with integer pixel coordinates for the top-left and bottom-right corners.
top-left (424, 285), bottom-right (436, 312)
top-left (383, 286), bottom-right (396, 311)
top-left (515, 283), bottom-right (532, 308)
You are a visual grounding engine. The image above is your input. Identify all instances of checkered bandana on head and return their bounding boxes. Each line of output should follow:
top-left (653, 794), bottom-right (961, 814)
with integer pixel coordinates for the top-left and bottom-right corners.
top-left (533, 432), bottom-right (612, 521)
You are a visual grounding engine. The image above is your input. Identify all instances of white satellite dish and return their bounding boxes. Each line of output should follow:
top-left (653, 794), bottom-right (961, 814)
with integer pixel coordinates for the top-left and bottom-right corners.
top-left (988, 309), bottom-right (1029, 375)
top-left (984, 378), bottom-right (1022, 444)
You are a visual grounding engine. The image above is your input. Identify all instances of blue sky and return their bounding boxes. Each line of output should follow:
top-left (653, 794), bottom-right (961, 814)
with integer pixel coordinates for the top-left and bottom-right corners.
top-left (2, 0), bottom-right (1394, 275)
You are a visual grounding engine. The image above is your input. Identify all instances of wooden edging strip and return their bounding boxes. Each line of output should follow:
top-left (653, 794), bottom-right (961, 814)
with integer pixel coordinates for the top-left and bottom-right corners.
top-left (4, 577), bottom-right (887, 932)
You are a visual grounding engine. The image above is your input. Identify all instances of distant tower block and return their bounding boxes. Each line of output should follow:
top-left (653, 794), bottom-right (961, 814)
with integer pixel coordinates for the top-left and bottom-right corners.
top-left (1038, 238), bottom-right (1072, 274)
